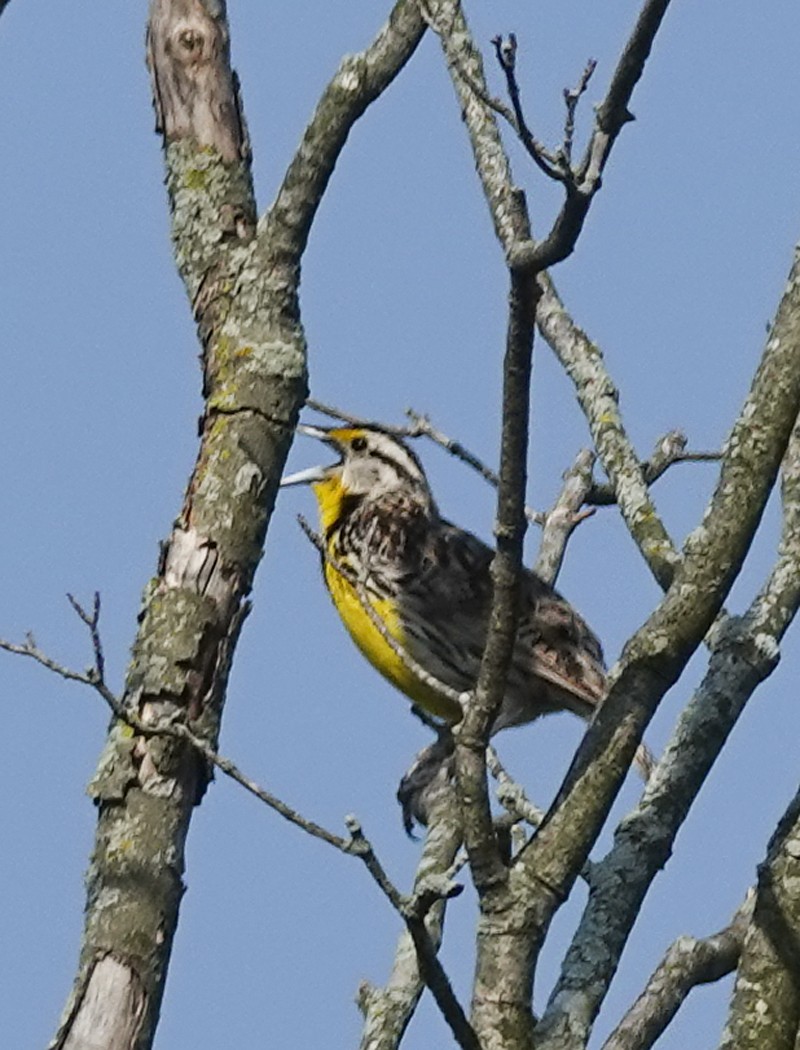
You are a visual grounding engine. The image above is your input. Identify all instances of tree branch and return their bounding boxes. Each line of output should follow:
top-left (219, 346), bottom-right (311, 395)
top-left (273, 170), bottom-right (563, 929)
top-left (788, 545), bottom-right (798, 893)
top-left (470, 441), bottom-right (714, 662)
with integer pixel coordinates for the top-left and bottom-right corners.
top-left (586, 430), bottom-right (721, 506)
top-left (603, 895), bottom-right (754, 1050)
top-left (260, 0), bottom-right (425, 255)
top-left (489, 33), bottom-right (567, 184)
top-left (489, 1), bottom-right (673, 272)
top-left (524, 245), bottom-right (800, 1049)
top-left (533, 449), bottom-right (596, 583)
top-left (347, 814), bottom-right (479, 1050)
top-left (454, 264), bottom-right (537, 898)
top-left (721, 788), bottom-right (800, 1050)
top-left (535, 274), bottom-right (678, 587)
top-left (357, 772), bottom-right (464, 1050)
top-left (48, 4), bottom-right (429, 1047)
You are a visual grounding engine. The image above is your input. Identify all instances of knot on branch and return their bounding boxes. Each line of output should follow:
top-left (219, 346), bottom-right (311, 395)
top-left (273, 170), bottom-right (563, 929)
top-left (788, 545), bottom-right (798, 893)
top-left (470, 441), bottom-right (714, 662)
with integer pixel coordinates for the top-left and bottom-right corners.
top-left (404, 873), bottom-right (464, 921)
top-left (175, 24), bottom-right (207, 60)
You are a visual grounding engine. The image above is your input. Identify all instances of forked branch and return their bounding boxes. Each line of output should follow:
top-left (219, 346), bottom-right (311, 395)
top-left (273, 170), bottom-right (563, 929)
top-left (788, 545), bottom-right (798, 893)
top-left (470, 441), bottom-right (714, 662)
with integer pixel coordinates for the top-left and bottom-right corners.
top-left (602, 896), bottom-right (754, 1050)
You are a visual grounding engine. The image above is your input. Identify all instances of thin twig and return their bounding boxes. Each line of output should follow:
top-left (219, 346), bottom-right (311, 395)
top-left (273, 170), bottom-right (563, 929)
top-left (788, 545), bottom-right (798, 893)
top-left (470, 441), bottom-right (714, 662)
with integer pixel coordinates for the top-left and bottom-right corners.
top-left (521, 0), bottom-right (674, 271)
top-left (66, 591), bottom-right (105, 682)
top-left (404, 914), bottom-right (481, 1050)
top-left (406, 408), bottom-right (502, 488)
top-left (306, 397), bottom-right (412, 437)
top-left (347, 813), bottom-right (478, 1050)
top-left (346, 816), bottom-right (409, 912)
top-left (0, 608), bottom-right (352, 853)
top-left (490, 34), bottom-right (566, 183)
top-left (487, 745), bottom-right (545, 828)
top-left (306, 396), bottom-right (545, 525)
top-left (562, 59), bottom-right (597, 167)
top-left (358, 765), bottom-right (465, 1050)
top-left (418, 0), bottom-right (523, 136)
top-left (407, 409), bottom-right (545, 526)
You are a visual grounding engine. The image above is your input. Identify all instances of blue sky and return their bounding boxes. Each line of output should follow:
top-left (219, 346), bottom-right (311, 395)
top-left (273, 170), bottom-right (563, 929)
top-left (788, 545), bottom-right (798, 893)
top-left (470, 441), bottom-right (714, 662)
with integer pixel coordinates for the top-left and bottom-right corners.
top-left (2, 2), bottom-right (800, 1047)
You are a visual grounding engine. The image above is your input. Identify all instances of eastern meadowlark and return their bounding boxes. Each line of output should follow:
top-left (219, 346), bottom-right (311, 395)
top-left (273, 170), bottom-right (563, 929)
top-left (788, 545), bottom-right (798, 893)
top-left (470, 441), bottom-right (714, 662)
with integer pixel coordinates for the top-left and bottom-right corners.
top-left (282, 424), bottom-right (649, 817)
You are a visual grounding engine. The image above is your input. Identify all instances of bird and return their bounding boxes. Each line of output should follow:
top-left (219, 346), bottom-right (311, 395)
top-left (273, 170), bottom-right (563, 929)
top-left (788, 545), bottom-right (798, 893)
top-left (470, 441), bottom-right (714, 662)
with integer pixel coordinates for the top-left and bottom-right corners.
top-left (281, 423), bottom-right (650, 825)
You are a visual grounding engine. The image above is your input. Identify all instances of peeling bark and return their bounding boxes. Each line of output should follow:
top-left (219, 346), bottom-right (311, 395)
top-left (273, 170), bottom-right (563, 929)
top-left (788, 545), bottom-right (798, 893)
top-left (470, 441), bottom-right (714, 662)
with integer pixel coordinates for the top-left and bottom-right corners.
top-left (50, 3), bottom-right (425, 1048)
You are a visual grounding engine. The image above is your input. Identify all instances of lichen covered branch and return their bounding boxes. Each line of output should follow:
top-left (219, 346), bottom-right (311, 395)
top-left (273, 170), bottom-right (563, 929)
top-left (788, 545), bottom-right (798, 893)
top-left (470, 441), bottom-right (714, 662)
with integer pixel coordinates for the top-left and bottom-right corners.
top-left (721, 789), bottom-right (800, 1050)
top-left (535, 274), bottom-right (678, 587)
top-left (533, 449), bottom-right (596, 583)
top-left (521, 245), bottom-right (800, 1049)
top-left (49, 3), bottom-right (429, 1047)
top-left (602, 896), bottom-right (753, 1050)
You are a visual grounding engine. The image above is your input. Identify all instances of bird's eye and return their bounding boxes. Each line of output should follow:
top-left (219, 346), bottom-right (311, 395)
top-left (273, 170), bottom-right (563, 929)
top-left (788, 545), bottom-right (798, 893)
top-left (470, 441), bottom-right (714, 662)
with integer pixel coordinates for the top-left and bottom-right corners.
top-left (351, 436), bottom-right (368, 453)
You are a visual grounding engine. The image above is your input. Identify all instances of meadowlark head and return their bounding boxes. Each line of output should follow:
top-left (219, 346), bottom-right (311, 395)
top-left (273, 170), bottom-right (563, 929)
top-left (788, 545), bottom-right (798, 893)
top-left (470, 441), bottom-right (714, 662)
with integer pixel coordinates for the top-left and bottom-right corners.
top-left (281, 424), bottom-right (432, 530)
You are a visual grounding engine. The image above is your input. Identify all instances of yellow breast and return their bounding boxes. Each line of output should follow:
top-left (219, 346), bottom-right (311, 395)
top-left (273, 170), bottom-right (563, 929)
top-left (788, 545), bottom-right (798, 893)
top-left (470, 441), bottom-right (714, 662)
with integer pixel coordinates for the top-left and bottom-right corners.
top-left (311, 472), bottom-right (462, 722)
top-left (323, 559), bottom-right (462, 723)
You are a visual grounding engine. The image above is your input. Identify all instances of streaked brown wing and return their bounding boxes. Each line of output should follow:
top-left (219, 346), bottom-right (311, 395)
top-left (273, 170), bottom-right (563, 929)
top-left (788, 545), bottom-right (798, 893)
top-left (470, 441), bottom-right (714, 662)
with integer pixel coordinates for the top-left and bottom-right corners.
top-left (517, 574), bottom-right (607, 713)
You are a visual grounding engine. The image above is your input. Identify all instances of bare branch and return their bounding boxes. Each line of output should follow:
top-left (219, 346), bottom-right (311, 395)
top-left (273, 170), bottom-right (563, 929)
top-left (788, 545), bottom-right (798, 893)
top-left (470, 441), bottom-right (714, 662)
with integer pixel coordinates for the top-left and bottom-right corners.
top-left (261, 0), bottom-right (426, 254)
top-left (305, 397), bottom-right (412, 436)
top-left (358, 772), bottom-right (464, 1050)
top-left (519, 0), bottom-right (674, 271)
top-left (347, 813), bottom-right (479, 1050)
top-left (345, 816), bottom-right (409, 913)
top-left (406, 409), bottom-right (545, 526)
top-left (562, 59), bottom-right (597, 167)
top-left (455, 265), bottom-right (537, 897)
top-left (1, 604), bottom-right (354, 852)
top-left (583, 0), bottom-right (672, 183)
top-left (306, 397), bottom-right (545, 524)
top-left (536, 274), bottom-right (679, 587)
top-left (487, 746), bottom-right (545, 830)
top-left (407, 409), bottom-right (502, 490)
top-left (533, 449), bottom-right (596, 583)
top-left (530, 248), bottom-right (800, 1050)
top-left (425, 0), bottom-right (530, 256)
top-left (587, 430), bottom-right (721, 506)
top-left (403, 914), bottom-right (481, 1050)
top-left (603, 896), bottom-right (754, 1050)
top-left (490, 34), bottom-right (566, 183)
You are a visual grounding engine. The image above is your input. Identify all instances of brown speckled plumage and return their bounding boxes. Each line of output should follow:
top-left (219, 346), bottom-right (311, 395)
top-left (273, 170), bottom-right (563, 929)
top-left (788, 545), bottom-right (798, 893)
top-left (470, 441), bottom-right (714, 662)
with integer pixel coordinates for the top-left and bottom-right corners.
top-left (282, 424), bottom-right (652, 827)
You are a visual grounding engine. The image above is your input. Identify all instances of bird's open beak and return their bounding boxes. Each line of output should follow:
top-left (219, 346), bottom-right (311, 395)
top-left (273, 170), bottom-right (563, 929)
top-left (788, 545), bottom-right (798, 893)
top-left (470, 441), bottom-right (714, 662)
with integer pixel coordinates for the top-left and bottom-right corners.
top-left (279, 424), bottom-right (339, 487)
top-left (279, 465), bottom-right (328, 487)
top-left (296, 423), bottom-right (331, 442)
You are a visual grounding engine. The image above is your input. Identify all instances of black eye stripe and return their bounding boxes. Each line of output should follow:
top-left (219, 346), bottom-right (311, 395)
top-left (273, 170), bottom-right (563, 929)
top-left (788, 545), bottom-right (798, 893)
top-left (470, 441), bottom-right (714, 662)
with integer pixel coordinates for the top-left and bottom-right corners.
top-left (351, 436), bottom-right (368, 453)
top-left (370, 448), bottom-right (418, 484)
